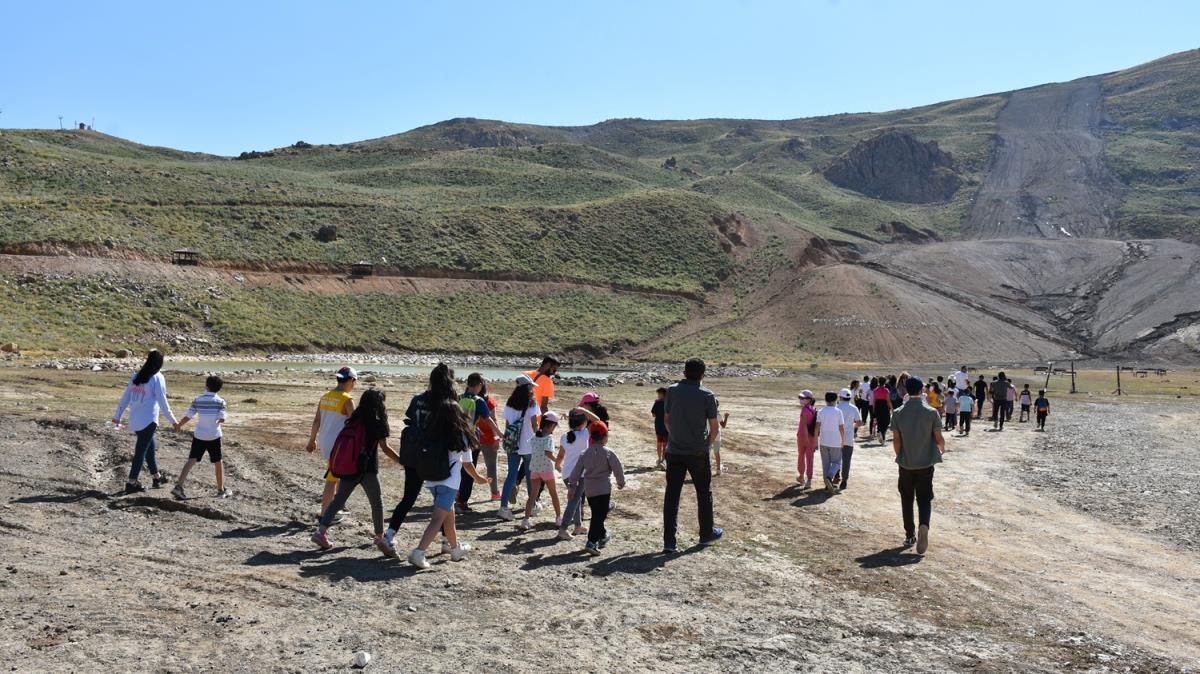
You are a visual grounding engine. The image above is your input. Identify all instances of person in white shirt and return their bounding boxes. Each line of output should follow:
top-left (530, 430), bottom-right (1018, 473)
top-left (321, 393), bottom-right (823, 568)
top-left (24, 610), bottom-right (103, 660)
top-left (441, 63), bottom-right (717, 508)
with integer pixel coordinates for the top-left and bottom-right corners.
top-left (855, 377), bottom-right (873, 439)
top-left (172, 375), bottom-right (230, 500)
top-left (814, 392), bottom-right (847, 495)
top-left (834, 389), bottom-right (863, 491)
top-left (954, 366), bottom-right (970, 392)
top-left (112, 350), bottom-right (178, 494)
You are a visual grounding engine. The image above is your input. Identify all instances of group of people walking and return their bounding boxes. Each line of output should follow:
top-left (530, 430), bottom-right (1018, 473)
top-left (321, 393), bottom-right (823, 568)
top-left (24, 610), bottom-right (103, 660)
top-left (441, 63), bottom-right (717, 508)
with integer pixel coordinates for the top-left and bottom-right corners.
top-left (112, 350), bottom-right (1050, 566)
top-left (796, 366), bottom-right (1051, 554)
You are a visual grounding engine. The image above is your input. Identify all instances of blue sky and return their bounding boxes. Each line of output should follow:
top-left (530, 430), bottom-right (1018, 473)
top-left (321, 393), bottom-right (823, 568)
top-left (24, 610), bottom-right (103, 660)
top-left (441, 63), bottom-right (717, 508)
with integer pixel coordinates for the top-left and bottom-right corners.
top-left (2, 0), bottom-right (1195, 155)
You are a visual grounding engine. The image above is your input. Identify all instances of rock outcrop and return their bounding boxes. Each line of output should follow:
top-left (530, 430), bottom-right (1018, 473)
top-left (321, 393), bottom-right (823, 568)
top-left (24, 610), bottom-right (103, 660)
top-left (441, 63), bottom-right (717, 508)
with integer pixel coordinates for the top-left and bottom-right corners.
top-left (823, 130), bottom-right (961, 203)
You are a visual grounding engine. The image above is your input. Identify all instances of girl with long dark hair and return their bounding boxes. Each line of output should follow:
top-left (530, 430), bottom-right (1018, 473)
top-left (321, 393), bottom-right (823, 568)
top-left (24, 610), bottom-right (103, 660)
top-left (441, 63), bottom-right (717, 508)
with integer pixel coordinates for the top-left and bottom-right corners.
top-left (112, 350), bottom-right (177, 494)
top-left (312, 388), bottom-right (401, 553)
top-left (497, 375), bottom-right (539, 520)
top-left (407, 398), bottom-right (487, 569)
top-left (381, 363), bottom-right (459, 552)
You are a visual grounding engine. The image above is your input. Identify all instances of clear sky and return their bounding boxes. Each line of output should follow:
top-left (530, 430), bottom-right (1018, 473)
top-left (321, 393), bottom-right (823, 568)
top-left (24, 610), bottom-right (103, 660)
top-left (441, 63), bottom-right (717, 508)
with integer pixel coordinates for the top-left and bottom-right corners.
top-left (2, 0), bottom-right (1195, 155)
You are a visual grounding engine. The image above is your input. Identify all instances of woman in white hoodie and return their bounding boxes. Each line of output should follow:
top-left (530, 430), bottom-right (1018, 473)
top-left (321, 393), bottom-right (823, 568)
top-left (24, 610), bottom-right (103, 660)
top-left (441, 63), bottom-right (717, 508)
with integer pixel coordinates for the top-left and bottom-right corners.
top-left (113, 350), bottom-right (177, 494)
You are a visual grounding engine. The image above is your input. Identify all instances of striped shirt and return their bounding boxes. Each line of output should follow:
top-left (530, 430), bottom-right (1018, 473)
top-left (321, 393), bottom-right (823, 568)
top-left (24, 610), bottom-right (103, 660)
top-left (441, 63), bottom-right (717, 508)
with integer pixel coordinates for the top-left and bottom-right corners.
top-left (316, 389), bottom-right (353, 459)
top-left (186, 392), bottom-right (227, 441)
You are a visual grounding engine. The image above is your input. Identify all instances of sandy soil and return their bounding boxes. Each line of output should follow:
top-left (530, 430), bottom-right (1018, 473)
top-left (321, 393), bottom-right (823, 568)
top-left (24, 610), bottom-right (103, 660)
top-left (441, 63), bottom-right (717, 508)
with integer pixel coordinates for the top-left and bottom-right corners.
top-left (1, 368), bottom-right (1197, 672)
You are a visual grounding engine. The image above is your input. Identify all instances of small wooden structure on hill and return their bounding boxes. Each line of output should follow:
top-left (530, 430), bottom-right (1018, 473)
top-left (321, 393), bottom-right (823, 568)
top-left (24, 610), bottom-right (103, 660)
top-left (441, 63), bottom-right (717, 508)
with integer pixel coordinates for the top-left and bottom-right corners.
top-left (171, 249), bottom-right (200, 266)
top-left (350, 261), bottom-right (375, 277)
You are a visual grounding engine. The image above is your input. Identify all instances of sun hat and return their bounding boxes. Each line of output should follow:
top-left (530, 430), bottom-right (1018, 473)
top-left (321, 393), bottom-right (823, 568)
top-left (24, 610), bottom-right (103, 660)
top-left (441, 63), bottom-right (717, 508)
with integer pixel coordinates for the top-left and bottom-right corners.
top-left (542, 411), bottom-right (561, 425)
top-left (579, 392), bottom-right (601, 405)
top-left (838, 388), bottom-right (852, 399)
top-left (335, 366), bottom-right (358, 381)
top-left (515, 374), bottom-right (535, 387)
top-left (798, 389), bottom-right (814, 400)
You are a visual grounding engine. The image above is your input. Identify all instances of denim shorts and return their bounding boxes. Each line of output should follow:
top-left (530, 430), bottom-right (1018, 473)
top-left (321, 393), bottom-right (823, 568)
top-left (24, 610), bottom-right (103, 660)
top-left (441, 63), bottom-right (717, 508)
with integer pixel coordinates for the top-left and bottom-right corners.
top-left (429, 484), bottom-right (457, 511)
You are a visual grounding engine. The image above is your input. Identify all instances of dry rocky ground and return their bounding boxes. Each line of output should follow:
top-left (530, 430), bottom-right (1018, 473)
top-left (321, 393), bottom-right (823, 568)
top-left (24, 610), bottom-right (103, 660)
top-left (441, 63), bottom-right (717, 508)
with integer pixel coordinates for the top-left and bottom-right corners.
top-left (0, 368), bottom-right (1197, 673)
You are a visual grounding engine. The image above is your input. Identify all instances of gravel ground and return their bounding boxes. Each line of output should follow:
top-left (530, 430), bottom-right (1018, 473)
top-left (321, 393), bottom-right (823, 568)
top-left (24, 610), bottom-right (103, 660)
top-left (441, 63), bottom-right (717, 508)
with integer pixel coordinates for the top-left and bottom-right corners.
top-left (1022, 398), bottom-right (1200, 550)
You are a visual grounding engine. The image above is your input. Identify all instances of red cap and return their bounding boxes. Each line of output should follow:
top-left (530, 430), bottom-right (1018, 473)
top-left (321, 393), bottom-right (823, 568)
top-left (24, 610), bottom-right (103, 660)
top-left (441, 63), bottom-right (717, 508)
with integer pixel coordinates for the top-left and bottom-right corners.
top-left (589, 420), bottom-right (609, 436)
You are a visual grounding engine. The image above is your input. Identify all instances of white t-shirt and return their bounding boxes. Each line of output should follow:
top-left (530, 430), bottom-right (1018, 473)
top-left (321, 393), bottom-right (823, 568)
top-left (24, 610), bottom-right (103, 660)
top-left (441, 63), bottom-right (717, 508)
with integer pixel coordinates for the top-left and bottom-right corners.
top-left (186, 391), bottom-right (227, 441)
top-left (559, 429), bottom-right (590, 478)
top-left (503, 403), bottom-right (541, 455)
top-left (954, 371), bottom-right (970, 390)
top-left (425, 446), bottom-right (471, 491)
top-left (857, 382), bottom-right (872, 403)
top-left (816, 405), bottom-right (845, 448)
top-left (834, 401), bottom-right (860, 446)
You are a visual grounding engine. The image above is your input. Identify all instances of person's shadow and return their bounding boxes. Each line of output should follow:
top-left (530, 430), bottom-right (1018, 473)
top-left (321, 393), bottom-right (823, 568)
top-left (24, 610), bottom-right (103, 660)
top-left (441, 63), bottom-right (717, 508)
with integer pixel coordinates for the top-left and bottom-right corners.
top-left (588, 548), bottom-right (699, 576)
top-left (855, 546), bottom-right (922, 568)
top-left (765, 485), bottom-right (833, 508)
top-left (216, 520), bottom-right (308, 539)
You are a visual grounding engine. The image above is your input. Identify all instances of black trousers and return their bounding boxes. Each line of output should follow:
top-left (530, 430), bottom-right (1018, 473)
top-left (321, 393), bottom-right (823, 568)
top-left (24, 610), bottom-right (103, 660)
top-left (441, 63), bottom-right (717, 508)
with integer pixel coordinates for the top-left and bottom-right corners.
top-left (386, 466), bottom-right (424, 531)
top-left (959, 410), bottom-right (972, 434)
top-left (586, 493), bottom-right (611, 544)
top-left (840, 445), bottom-right (854, 487)
top-left (456, 447), bottom-right (482, 504)
top-left (663, 452), bottom-right (715, 547)
top-left (897, 466), bottom-right (935, 538)
top-left (857, 402), bottom-right (871, 432)
top-left (991, 400), bottom-right (1006, 429)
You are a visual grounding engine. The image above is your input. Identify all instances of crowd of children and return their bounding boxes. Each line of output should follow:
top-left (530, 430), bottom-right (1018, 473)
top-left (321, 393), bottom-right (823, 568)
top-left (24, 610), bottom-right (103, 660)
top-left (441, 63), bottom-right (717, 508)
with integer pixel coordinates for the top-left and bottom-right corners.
top-left (111, 351), bottom-right (1055, 567)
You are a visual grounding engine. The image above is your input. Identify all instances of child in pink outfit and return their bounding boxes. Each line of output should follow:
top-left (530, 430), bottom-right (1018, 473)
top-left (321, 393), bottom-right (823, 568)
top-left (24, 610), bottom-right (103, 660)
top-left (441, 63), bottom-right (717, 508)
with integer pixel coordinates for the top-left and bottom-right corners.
top-left (796, 390), bottom-right (818, 489)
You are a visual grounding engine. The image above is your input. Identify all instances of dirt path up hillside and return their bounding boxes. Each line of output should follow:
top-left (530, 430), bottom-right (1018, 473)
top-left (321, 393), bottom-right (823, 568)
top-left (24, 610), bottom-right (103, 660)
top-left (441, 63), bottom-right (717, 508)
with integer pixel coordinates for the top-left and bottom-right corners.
top-left (965, 77), bottom-right (1122, 239)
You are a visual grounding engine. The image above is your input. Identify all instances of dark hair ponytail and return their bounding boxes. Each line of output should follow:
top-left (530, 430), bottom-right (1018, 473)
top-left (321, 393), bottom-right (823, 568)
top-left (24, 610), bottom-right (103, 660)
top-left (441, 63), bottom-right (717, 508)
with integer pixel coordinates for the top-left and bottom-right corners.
top-left (428, 362), bottom-right (457, 404)
top-left (133, 349), bottom-right (164, 386)
top-left (350, 388), bottom-right (390, 436)
top-left (506, 383), bottom-right (532, 412)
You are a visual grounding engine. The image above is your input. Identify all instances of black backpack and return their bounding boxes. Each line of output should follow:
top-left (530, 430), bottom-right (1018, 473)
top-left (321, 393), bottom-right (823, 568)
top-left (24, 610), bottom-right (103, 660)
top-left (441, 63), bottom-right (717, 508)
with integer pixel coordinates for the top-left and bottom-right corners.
top-left (416, 432), bottom-right (456, 482)
top-left (399, 394), bottom-right (430, 467)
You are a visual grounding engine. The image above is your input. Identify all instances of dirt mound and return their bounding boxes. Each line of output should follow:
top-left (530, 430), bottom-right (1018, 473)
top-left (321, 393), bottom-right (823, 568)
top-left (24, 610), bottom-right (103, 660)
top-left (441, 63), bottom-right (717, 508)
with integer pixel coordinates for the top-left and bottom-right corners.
top-left (964, 77), bottom-right (1123, 239)
top-left (822, 130), bottom-right (962, 203)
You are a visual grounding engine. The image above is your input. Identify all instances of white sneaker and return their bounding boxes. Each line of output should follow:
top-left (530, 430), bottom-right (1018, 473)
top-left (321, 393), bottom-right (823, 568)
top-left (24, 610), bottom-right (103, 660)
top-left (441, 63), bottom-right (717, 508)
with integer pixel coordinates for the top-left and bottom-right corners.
top-left (533, 502), bottom-right (544, 516)
top-left (519, 518), bottom-right (532, 530)
top-left (572, 525), bottom-right (587, 536)
top-left (407, 548), bottom-right (430, 570)
top-left (217, 488), bottom-right (233, 499)
top-left (497, 507), bottom-right (514, 521)
top-left (803, 479), bottom-right (811, 491)
top-left (442, 540), bottom-right (471, 556)
top-left (450, 546), bottom-right (469, 562)
top-left (557, 529), bottom-right (573, 541)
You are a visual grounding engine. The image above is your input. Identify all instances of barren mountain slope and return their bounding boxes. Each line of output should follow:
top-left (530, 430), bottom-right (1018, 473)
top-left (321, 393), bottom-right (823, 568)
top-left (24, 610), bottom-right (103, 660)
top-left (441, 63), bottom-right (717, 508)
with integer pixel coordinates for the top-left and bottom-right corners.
top-left (964, 77), bottom-right (1123, 239)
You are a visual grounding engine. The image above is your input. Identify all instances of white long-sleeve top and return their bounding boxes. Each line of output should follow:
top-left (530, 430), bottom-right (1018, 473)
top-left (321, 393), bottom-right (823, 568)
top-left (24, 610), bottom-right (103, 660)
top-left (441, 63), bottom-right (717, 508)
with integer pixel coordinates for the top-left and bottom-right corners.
top-left (114, 372), bottom-right (178, 432)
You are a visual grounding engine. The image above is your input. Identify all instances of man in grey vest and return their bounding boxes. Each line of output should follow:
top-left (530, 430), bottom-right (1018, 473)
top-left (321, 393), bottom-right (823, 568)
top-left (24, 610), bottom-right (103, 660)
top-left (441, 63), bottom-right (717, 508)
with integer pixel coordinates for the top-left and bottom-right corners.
top-left (891, 376), bottom-right (944, 554)
top-left (662, 358), bottom-right (724, 553)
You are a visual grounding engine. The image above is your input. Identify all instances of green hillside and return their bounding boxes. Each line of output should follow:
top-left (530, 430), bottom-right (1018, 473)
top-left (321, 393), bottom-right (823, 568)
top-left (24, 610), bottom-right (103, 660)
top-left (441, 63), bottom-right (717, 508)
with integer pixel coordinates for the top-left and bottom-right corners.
top-left (1, 48), bottom-right (1197, 357)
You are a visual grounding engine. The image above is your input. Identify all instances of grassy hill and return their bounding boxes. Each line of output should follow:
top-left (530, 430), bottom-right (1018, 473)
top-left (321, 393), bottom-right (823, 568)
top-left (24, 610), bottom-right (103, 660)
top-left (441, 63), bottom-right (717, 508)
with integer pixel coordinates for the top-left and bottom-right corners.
top-left (1, 48), bottom-right (1197, 360)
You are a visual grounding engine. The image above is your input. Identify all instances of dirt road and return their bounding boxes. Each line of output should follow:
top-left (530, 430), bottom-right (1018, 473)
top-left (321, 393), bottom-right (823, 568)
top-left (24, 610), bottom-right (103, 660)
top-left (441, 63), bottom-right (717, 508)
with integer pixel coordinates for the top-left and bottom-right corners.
top-left (965, 77), bottom-right (1122, 239)
top-left (0, 370), bottom-right (1196, 672)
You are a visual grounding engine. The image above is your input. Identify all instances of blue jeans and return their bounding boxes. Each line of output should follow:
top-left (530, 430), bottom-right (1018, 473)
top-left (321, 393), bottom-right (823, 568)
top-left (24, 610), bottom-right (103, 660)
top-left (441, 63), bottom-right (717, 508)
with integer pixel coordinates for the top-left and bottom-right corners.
top-left (559, 478), bottom-right (586, 529)
top-left (820, 445), bottom-right (843, 481)
top-left (500, 452), bottom-right (532, 506)
top-left (128, 423), bottom-right (159, 483)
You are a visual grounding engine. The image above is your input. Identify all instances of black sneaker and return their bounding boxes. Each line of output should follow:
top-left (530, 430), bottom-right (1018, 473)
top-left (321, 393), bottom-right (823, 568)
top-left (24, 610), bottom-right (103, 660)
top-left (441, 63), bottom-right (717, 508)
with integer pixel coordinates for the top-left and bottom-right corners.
top-left (662, 542), bottom-right (679, 554)
top-left (123, 482), bottom-right (145, 495)
top-left (903, 535), bottom-right (917, 548)
top-left (152, 473), bottom-right (171, 488)
top-left (598, 535), bottom-right (611, 549)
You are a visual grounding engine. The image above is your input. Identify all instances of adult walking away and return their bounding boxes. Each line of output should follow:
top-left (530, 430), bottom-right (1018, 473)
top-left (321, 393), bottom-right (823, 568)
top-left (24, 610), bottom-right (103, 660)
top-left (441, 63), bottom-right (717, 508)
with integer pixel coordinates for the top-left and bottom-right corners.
top-left (891, 376), bottom-right (944, 554)
top-left (498, 374), bottom-right (540, 521)
top-left (662, 358), bottom-right (724, 553)
top-left (855, 376), bottom-right (872, 439)
top-left (834, 388), bottom-right (862, 491)
top-left (382, 363), bottom-right (457, 549)
top-left (113, 349), bottom-right (178, 494)
top-left (973, 375), bottom-right (988, 419)
top-left (991, 373), bottom-right (1010, 431)
top-left (455, 373), bottom-right (502, 513)
top-left (815, 392), bottom-right (846, 495)
top-left (795, 391), bottom-right (817, 488)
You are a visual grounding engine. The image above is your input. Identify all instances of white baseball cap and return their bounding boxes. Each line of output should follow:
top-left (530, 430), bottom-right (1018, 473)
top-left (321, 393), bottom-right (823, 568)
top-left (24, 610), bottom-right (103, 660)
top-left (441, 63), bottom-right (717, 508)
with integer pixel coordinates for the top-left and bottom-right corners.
top-left (515, 374), bottom-right (535, 387)
top-left (838, 388), bottom-right (852, 399)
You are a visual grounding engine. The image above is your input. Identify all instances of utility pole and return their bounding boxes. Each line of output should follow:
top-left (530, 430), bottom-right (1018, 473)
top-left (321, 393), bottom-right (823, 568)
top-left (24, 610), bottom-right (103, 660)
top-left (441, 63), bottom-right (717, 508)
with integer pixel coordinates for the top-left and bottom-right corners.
top-left (1070, 360), bottom-right (1077, 394)
top-left (1044, 361), bottom-right (1053, 391)
top-left (1115, 365), bottom-right (1122, 396)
